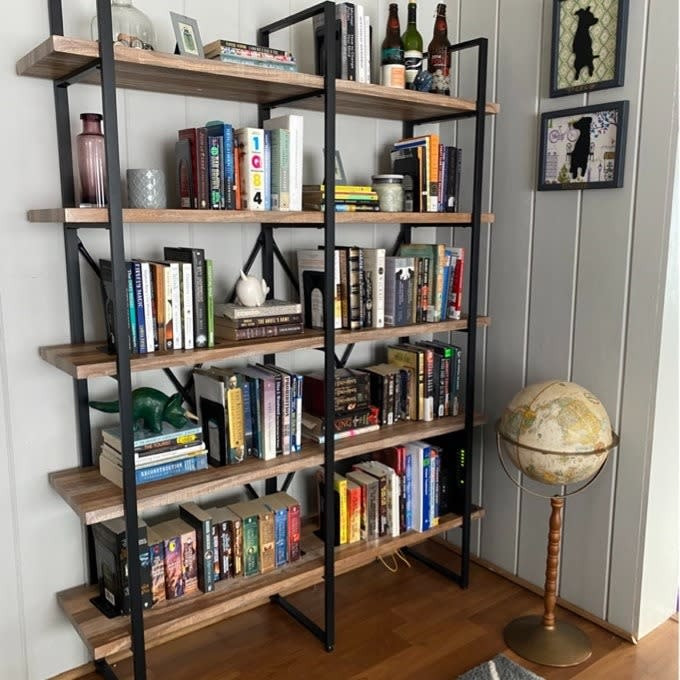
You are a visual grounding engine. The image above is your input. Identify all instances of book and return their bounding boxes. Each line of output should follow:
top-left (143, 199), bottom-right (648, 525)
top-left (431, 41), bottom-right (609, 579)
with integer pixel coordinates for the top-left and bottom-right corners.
top-left (384, 256), bottom-right (415, 327)
top-left (100, 440), bottom-right (206, 467)
top-left (269, 127), bottom-right (290, 210)
top-left (345, 468), bottom-right (379, 540)
top-left (229, 501), bottom-right (260, 576)
top-left (263, 494), bottom-right (288, 567)
top-left (98, 449), bottom-right (208, 487)
top-left (264, 492), bottom-right (301, 562)
top-left (207, 133), bottom-right (225, 209)
top-left (163, 247), bottom-right (208, 349)
top-left (211, 53), bottom-right (298, 71)
top-left (175, 137), bottom-right (195, 209)
top-left (219, 313), bottom-right (303, 328)
top-left (92, 517), bottom-right (152, 615)
top-left (205, 121), bottom-right (235, 209)
top-left (393, 134), bottom-right (440, 212)
top-left (362, 248), bottom-right (386, 328)
top-left (263, 115), bottom-right (303, 210)
top-left (146, 527), bottom-right (166, 606)
top-left (101, 421), bottom-right (204, 453)
top-left (215, 320), bottom-right (304, 341)
top-left (178, 502), bottom-right (215, 593)
top-left (247, 499), bottom-right (276, 573)
top-left (216, 299), bottom-right (301, 320)
top-left (205, 39), bottom-right (295, 62)
top-left (235, 127), bottom-right (265, 211)
top-left (163, 518), bottom-right (199, 595)
top-left (346, 478), bottom-right (362, 543)
top-left (208, 505), bottom-right (242, 579)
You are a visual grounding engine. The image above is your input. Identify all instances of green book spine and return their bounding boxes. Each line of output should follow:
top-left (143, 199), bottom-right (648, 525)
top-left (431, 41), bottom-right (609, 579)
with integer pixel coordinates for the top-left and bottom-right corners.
top-left (205, 258), bottom-right (214, 347)
top-left (241, 515), bottom-right (260, 576)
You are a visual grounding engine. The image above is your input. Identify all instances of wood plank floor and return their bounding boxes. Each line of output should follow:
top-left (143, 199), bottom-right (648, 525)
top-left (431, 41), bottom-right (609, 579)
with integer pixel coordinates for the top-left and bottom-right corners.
top-left (68, 541), bottom-right (677, 680)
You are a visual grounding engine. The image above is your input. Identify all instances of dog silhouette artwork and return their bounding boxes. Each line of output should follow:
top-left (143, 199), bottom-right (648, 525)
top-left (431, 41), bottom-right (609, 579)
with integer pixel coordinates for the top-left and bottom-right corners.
top-left (572, 6), bottom-right (599, 81)
top-left (569, 116), bottom-right (592, 180)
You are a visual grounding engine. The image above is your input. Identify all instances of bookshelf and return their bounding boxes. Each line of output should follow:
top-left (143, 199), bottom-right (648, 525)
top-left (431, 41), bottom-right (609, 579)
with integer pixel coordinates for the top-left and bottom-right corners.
top-left (18, 3), bottom-right (497, 676)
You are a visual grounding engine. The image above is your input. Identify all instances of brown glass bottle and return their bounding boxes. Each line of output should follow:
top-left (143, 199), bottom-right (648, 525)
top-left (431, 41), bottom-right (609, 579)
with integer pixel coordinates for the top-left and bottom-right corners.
top-left (381, 3), bottom-right (405, 88)
top-left (427, 3), bottom-right (451, 95)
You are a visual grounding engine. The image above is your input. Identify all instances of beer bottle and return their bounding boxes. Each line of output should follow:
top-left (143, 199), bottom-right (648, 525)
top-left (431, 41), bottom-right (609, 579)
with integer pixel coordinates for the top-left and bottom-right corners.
top-left (381, 3), bottom-right (405, 88)
top-left (402, 2), bottom-right (423, 90)
top-left (427, 3), bottom-right (451, 95)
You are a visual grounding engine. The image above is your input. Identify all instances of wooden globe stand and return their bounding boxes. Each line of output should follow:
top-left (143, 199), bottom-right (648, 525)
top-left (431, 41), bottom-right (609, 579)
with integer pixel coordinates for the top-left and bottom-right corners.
top-left (503, 496), bottom-right (592, 667)
top-left (496, 425), bottom-right (619, 667)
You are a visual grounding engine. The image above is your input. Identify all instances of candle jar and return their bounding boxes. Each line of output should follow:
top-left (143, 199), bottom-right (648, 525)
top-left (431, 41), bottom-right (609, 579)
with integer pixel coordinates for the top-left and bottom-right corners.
top-left (372, 174), bottom-right (404, 211)
top-left (91, 0), bottom-right (156, 50)
top-left (77, 113), bottom-right (107, 207)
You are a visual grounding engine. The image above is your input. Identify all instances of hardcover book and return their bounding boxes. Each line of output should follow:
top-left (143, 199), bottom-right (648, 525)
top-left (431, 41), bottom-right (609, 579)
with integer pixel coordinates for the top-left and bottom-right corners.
top-left (263, 115), bottom-right (303, 210)
top-left (216, 299), bottom-right (301, 320)
top-left (234, 127), bottom-right (265, 211)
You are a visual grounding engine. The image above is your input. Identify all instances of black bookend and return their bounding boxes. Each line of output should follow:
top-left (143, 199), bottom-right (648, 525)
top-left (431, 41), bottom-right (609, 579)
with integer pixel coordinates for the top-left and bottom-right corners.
top-left (200, 396), bottom-right (228, 466)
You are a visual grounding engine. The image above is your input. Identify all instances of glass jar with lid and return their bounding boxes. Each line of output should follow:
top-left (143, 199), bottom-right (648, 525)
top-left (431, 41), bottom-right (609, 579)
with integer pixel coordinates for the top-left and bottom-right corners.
top-left (372, 174), bottom-right (404, 211)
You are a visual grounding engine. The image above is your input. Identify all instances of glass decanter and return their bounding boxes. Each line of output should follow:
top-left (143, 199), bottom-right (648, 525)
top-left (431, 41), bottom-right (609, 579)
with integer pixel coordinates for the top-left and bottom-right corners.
top-left (91, 0), bottom-right (156, 50)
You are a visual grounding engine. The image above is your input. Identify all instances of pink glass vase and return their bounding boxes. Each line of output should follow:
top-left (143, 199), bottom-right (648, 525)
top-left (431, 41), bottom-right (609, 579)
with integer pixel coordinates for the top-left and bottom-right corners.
top-left (77, 113), bottom-right (107, 207)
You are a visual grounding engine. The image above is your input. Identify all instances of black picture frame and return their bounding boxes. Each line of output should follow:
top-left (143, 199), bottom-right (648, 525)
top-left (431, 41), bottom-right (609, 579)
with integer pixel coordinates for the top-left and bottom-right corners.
top-left (550, 0), bottom-right (628, 97)
top-left (537, 100), bottom-right (629, 190)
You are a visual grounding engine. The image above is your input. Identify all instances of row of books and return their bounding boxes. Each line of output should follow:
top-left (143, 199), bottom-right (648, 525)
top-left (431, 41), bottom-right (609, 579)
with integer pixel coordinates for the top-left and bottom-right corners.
top-left (296, 243), bottom-right (465, 332)
top-left (194, 363), bottom-right (305, 464)
top-left (92, 493), bottom-right (301, 615)
top-left (390, 133), bottom-right (463, 213)
top-left (176, 114), bottom-right (303, 212)
top-left (317, 439), bottom-right (466, 546)
top-left (313, 2), bottom-right (372, 83)
top-left (302, 184), bottom-right (379, 212)
top-left (100, 246), bottom-right (213, 355)
top-left (214, 299), bottom-right (304, 342)
top-left (204, 39), bottom-right (297, 72)
top-left (97, 420), bottom-right (208, 487)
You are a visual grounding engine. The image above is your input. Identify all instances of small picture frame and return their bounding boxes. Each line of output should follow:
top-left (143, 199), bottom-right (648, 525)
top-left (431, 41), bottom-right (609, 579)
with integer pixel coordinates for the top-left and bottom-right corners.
top-left (334, 150), bottom-right (347, 185)
top-left (170, 12), bottom-right (204, 58)
top-left (538, 100), bottom-right (629, 190)
top-left (550, 0), bottom-right (628, 98)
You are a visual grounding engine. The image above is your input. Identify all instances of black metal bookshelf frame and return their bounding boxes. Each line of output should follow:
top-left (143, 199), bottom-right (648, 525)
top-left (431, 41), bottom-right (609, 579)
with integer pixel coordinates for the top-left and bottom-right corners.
top-left (42, 0), bottom-right (489, 675)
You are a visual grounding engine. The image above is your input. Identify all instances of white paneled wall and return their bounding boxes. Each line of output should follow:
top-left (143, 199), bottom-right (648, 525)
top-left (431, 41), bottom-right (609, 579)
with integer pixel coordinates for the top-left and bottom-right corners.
top-left (0, 0), bottom-right (677, 677)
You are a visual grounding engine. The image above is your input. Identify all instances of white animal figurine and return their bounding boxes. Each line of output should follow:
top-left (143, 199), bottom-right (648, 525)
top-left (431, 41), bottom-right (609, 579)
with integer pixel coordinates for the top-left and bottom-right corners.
top-left (235, 270), bottom-right (270, 307)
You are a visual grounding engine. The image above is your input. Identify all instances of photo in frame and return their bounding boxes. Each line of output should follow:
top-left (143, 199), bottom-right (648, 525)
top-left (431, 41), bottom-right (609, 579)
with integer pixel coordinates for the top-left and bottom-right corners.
top-left (170, 12), bottom-right (204, 58)
top-left (550, 0), bottom-right (628, 97)
top-left (538, 101), bottom-right (629, 190)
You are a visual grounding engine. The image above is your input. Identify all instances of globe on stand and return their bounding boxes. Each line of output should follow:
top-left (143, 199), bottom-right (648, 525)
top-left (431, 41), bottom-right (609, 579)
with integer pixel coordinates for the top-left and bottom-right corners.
top-left (496, 380), bottom-right (619, 667)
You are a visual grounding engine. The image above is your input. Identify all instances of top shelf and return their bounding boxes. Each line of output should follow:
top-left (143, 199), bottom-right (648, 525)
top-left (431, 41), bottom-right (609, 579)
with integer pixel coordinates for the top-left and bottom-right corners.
top-left (17, 37), bottom-right (499, 122)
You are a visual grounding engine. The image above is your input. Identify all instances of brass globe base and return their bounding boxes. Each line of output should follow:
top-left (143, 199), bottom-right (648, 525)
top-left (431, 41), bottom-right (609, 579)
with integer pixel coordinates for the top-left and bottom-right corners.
top-left (504, 615), bottom-right (592, 667)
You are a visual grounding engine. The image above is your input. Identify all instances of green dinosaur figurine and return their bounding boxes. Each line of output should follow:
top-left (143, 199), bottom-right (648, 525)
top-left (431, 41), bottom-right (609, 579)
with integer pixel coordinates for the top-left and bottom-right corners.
top-left (89, 387), bottom-right (188, 433)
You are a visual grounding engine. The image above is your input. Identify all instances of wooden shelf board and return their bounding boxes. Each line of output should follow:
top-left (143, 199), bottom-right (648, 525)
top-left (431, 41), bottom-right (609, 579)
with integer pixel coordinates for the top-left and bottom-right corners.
top-left (17, 37), bottom-right (499, 121)
top-left (26, 208), bottom-right (495, 225)
top-left (49, 412), bottom-right (486, 525)
top-left (57, 508), bottom-right (484, 659)
top-left (39, 316), bottom-right (491, 379)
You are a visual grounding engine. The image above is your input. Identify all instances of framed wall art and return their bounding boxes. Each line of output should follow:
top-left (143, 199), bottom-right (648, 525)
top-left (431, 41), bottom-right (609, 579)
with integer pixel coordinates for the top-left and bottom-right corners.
top-left (538, 100), bottom-right (629, 190)
top-left (170, 12), bottom-right (204, 58)
top-left (550, 0), bottom-right (628, 97)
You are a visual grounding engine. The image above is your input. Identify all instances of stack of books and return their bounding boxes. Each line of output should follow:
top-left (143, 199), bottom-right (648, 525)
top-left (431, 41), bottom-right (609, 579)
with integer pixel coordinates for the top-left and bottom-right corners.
top-left (302, 184), bottom-right (380, 212)
top-left (98, 421), bottom-right (208, 487)
top-left (204, 39), bottom-right (297, 72)
top-left (301, 368), bottom-right (380, 443)
top-left (214, 299), bottom-right (304, 341)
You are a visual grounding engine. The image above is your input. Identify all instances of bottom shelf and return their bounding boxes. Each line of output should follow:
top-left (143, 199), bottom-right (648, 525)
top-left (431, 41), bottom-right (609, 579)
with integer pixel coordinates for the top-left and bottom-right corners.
top-left (58, 507), bottom-right (484, 659)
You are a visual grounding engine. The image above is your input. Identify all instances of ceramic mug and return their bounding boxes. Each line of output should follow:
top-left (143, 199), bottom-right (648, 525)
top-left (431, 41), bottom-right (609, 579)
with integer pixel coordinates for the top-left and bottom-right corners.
top-left (126, 168), bottom-right (167, 209)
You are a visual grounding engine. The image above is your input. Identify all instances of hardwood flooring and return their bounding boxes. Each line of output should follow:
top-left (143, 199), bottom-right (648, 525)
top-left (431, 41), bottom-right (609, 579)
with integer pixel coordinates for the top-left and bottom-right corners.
top-left (67, 541), bottom-right (677, 680)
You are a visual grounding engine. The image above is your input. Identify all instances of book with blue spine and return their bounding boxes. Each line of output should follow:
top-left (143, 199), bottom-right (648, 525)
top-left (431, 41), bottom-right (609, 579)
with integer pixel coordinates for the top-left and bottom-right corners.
top-left (99, 448), bottom-right (208, 487)
top-left (205, 120), bottom-right (235, 209)
top-left (264, 495), bottom-right (289, 568)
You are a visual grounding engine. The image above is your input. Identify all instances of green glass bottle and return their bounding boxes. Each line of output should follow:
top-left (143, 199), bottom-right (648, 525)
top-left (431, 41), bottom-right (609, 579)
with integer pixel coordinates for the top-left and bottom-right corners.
top-left (402, 1), bottom-right (423, 90)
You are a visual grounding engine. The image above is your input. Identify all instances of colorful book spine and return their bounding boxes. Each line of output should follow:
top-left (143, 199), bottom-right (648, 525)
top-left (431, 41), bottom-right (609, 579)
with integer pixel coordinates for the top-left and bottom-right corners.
top-left (235, 127), bottom-right (265, 211)
top-left (346, 479), bottom-right (361, 543)
top-left (180, 262), bottom-right (194, 350)
top-left (135, 452), bottom-right (208, 485)
top-left (178, 503), bottom-right (215, 593)
top-left (205, 258), bottom-right (214, 347)
top-left (334, 473), bottom-right (348, 545)
top-left (139, 261), bottom-right (156, 352)
top-left (207, 134), bottom-right (225, 209)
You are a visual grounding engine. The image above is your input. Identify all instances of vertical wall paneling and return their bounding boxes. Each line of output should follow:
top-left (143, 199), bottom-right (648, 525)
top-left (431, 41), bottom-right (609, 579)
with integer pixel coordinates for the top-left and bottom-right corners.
top-left (479, 0), bottom-right (544, 573)
top-left (560, 0), bottom-right (648, 618)
top-left (607, 0), bottom-right (679, 635)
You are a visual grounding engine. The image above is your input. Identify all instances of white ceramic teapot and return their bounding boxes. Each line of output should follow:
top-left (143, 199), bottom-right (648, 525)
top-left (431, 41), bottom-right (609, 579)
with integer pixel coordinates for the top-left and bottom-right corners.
top-left (235, 270), bottom-right (270, 307)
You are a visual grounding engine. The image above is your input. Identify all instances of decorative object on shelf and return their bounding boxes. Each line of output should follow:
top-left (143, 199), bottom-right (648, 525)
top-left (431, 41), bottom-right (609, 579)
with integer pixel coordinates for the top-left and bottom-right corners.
top-left (170, 11), bottom-right (204, 58)
top-left (413, 69), bottom-right (433, 92)
top-left (550, 0), bottom-right (628, 97)
top-left (77, 113), bottom-right (107, 207)
top-left (538, 100), bottom-right (629, 190)
top-left (126, 168), bottom-right (167, 209)
top-left (235, 271), bottom-right (270, 307)
top-left (372, 174), bottom-right (404, 212)
top-left (402, 1), bottom-right (423, 90)
top-left (89, 387), bottom-right (189, 433)
top-left (496, 380), bottom-right (619, 667)
top-left (91, 0), bottom-right (156, 50)
top-left (427, 3), bottom-right (451, 95)
top-left (334, 150), bottom-right (347, 184)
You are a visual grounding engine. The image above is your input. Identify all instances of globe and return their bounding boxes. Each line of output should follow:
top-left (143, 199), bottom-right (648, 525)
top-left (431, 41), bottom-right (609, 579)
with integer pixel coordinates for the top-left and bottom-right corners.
top-left (496, 380), bottom-right (616, 486)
